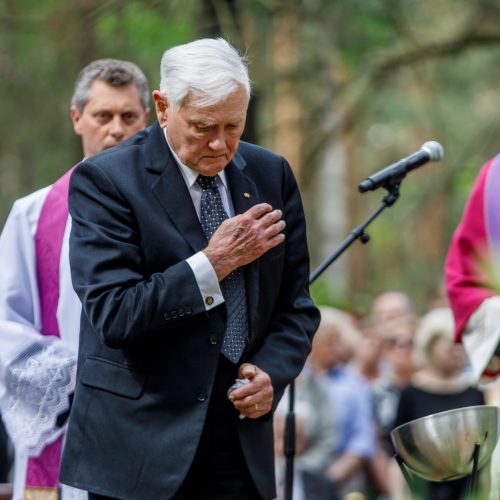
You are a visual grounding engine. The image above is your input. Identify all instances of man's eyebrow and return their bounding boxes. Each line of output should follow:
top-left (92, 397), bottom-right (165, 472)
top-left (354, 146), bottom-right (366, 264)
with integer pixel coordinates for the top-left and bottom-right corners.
top-left (190, 119), bottom-right (216, 126)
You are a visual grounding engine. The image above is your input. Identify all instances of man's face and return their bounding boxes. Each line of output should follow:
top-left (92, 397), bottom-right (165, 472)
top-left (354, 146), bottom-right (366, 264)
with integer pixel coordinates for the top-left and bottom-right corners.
top-left (71, 79), bottom-right (150, 158)
top-left (153, 86), bottom-right (248, 177)
top-left (311, 327), bottom-right (343, 370)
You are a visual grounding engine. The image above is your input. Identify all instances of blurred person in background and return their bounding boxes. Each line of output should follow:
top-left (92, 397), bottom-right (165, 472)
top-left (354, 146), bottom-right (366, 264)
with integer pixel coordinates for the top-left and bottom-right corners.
top-left (0, 59), bottom-right (150, 500)
top-left (281, 368), bottom-right (337, 476)
top-left (371, 315), bottom-right (418, 457)
top-left (391, 307), bottom-right (484, 500)
top-left (274, 398), bottom-right (338, 500)
top-left (309, 306), bottom-right (377, 499)
top-left (360, 289), bottom-right (416, 386)
top-left (370, 290), bottom-right (415, 326)
top-left (367, 316), bottom-right (418, 498)
top-left (352, 325), bottom-right (386, 384)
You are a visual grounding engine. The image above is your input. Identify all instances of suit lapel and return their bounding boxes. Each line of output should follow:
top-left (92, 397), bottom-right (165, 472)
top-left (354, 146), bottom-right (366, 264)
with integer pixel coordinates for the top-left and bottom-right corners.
top-left (146, 129), bottom-right (261, 336)
top-left (225, 154), bottom-right (258, 215)
top-left (146, 124), bottom-right (207, 253)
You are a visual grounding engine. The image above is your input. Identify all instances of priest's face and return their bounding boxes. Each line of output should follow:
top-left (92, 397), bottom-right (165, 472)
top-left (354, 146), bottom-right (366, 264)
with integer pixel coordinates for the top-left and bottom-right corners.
top-left (71, 79), bottom-right (150, 158)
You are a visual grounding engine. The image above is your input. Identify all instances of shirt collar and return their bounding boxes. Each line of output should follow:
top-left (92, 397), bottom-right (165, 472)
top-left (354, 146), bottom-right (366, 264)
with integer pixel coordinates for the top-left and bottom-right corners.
top-left (162, 128), bottom-right (229, 190)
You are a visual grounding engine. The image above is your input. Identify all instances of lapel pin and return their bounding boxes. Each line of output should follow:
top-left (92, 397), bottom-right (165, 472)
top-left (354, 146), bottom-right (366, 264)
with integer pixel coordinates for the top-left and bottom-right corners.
top-left (243, 192), bottom-right (251, 198)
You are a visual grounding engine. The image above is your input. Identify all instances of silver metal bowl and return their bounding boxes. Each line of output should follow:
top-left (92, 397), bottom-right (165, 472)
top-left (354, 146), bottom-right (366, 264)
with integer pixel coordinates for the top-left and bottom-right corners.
top-left (391, 405), bottom-right (500, 481)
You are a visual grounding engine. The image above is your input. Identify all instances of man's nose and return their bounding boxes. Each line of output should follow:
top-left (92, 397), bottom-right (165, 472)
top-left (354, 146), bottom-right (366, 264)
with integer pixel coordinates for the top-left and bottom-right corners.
top-left (109, 116), bottom-right (125, 139)
top-left (208, 130), bottom-right (227, 151)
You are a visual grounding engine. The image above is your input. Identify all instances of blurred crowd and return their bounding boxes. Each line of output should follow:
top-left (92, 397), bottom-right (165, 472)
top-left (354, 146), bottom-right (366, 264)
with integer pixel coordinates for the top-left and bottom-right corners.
top-left (274, 288), bottom-right (493, 500)
top-left (0, 287), bottom-right (493, 499)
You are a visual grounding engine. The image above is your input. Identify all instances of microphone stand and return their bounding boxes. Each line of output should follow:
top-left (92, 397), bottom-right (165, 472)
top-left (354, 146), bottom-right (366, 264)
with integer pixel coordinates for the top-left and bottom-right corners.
top-left (284, 182), bottom-right (401, 500)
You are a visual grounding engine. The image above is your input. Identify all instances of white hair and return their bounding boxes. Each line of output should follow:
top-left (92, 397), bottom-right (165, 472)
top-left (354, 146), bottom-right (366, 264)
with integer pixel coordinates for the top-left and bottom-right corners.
top-left (317, 305), bottom-right (362, 353)
top-left (413, 307), bottom-right (455, 366)
top-left (72, 59), bottom-right (150, 113)
top-left (159, 38), bottom-right (251, 110)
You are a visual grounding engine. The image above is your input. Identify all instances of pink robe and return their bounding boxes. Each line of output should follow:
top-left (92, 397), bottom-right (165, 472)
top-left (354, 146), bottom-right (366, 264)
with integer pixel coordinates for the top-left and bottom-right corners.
top-left (445, 154), bottom-right (500, 377)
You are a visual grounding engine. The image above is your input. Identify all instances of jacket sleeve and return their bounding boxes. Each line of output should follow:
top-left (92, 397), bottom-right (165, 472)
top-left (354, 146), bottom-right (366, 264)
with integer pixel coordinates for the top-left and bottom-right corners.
top-left (68, 161), bottom-right (208, 348)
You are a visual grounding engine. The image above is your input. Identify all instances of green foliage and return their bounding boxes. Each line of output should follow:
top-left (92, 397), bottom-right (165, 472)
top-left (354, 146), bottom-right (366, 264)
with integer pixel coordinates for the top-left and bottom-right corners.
top-left (0, 0), bottom-right (201, 225)
top-left (333, 0), bottom-right (396, 68)
top-left (96, 2), bottom-right (197, 60)
top-left (3, 0), bottom-right (500, 314)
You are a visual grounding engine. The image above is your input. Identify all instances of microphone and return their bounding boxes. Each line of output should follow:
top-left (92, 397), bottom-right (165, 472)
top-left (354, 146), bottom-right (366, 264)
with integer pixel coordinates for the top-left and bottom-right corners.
top-left (358, 141), bottom-right (444, 193)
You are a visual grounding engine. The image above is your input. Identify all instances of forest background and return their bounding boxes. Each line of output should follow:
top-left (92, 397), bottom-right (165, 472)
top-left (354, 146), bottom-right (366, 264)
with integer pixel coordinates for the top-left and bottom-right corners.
top-left (2, 0), bottom-right (500, 317)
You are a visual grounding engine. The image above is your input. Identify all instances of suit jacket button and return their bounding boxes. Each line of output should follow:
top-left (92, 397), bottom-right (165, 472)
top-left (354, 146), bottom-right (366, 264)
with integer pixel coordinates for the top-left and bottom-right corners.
top-left (163, 312), bottom-right (171, 321)
top-left (209, 335), bottom-right (217, 345)
top-left (171, 310), bottom-right (178, 319)
top-left (197, 393), bottom-right (207, 402)
top-left (178, 308), bottom-right (185, 317)
top-left (185, 308), bottom-right (192, 315)
top-left (205, 296), bottom-right (214, 306)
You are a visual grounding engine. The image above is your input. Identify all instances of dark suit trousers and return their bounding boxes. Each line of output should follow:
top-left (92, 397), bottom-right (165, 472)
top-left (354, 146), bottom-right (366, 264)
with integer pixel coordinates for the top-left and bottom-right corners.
top-left (88, 355), bottom-right (261, 500)
top-left (173, 355), bottom-right (261, 499)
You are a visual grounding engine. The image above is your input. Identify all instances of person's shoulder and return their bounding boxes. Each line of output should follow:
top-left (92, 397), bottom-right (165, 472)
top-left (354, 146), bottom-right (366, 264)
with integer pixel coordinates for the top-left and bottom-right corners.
top-left (343, 364), bottom-right (368, 384)
top-left (87, 127), bottom-right (151, 166)
top-left (10, 185), bottom-right (53, 218)
top-left (330, 365), bottom-right (370, 393)
top-left (235, 141), bottom-right (296, 187)
top-left (13, 185), bottom-right (52, 207)
top-left (74, 127), bottom-right (153, 182)
top-left (464, 385), bottom-right (485, 399)
top-left (1, 184), bottom-right (53, 236)
top-left (237, 140), bottom-right (284, 164)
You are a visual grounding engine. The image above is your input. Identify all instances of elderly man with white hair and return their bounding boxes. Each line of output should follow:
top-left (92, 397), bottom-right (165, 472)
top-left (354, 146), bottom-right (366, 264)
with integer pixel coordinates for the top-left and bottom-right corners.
top-left (59, 38), bottom-right (319, 500)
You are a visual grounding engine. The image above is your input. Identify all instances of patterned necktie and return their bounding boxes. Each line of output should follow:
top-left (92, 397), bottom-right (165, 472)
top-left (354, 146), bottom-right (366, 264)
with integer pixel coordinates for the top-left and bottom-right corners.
top-left (197, 174), bottom-right (249, 363)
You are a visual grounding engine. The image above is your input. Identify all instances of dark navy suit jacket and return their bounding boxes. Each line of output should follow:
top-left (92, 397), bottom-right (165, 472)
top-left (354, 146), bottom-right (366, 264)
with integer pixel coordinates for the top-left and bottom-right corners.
top-left (59, 122), bottom-right (320, 499)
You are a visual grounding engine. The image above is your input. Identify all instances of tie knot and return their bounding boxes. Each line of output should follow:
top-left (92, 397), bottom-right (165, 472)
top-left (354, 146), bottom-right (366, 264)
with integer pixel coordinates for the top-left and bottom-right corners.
top-left (197, 175), bottom-right (218, 190)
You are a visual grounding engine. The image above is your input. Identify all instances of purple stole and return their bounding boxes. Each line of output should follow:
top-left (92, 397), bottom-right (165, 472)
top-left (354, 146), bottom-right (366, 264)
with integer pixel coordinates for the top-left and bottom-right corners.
top-left (26, 167), bottom-right (74, 499)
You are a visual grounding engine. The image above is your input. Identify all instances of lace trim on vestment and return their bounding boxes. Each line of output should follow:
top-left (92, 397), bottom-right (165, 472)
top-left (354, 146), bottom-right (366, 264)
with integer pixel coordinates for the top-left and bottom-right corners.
top-left (0, 338), bottom-right (76, 455)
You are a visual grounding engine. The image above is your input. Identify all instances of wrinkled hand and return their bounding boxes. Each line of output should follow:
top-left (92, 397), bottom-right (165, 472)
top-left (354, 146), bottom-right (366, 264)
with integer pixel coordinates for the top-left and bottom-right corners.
top-left (228, 364), bottom-right (273, 419)
top-left (203, 203), bottom-right (285, 280)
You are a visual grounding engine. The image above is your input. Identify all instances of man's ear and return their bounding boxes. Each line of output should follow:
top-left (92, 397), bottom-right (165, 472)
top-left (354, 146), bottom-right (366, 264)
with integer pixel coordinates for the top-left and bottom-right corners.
top-left (152, 91), bottom-right (168, 127)
top-left (70, 106), bottom-right (83, 135)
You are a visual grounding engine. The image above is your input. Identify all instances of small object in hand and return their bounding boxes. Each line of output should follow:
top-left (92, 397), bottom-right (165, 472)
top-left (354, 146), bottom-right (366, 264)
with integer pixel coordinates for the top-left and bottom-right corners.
top-left (227, 377), bottom-right (250, 420)
top-left (227, 377), bottom-right (250, 398)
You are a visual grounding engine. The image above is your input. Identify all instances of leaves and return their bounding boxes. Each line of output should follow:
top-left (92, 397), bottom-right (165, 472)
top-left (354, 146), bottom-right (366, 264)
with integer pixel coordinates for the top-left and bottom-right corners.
top-left (2, 0), bottom-right (500, 313)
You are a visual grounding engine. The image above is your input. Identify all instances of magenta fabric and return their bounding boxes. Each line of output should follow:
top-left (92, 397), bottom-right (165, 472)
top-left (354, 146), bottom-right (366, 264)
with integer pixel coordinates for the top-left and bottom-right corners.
top-left (485, 155), bottom-right (500, 252)
top-left (445, 155), bottom-right (500, 340)
top-left (26, 167), bottom-right (74, 489)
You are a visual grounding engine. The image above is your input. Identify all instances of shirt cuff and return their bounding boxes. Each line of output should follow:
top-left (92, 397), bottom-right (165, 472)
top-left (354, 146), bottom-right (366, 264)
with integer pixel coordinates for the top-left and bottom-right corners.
top-left (186, 251), bottom-right (224, 310)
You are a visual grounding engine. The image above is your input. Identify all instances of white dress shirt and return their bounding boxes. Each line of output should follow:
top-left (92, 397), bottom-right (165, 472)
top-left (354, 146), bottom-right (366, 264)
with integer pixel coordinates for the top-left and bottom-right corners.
top-left (163, 129), bottom-right (233, 311)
